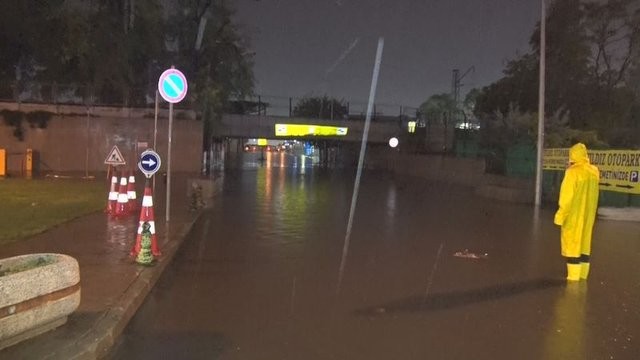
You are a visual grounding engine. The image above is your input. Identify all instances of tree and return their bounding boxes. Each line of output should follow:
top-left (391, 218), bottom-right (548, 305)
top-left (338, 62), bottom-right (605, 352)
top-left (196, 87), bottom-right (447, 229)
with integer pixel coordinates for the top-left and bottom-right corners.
top-left (0, 0), bottom-right (254, 108)
top-left (581, 0), bottom-right (640, 143)
top-left (0, 1), bottom-right (70, 90)
top-left (164, 0), bottom-right (254, 163)
top-left (78, 0), bottom-right (166, 104)
top-left (475, 0), bottom-right (640, 148)
top-left (166, 0), bottom-right (254, 108)
top-left (476, 0), bottom-right (592, 123)
top-left (293, 96), bottom-right (348, 119)
top-left (419, 93), bottom-right (457, 126)
top-left (584, 0), bottom-right (638, 92)
top-left (0, 0), bottom-right (255, 152)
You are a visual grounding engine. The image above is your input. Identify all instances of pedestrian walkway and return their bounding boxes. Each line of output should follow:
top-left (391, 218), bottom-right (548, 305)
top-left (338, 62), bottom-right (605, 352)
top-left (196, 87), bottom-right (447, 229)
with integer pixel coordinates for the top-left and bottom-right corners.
top-left (0, 174), bottom-right (209, 359)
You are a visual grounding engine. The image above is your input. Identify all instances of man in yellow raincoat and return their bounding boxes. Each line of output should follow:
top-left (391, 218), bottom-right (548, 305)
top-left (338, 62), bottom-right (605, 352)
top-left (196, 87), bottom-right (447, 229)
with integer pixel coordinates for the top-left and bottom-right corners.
top-left (554, 143), bottom-right (600, 281)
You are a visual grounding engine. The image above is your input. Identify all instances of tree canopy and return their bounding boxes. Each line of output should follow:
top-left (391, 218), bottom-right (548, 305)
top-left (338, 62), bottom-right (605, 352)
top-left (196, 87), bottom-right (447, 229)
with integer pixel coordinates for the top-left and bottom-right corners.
top-left (293, 96), bottom-right (348, 120)
top-left (474, 0), bottom-right (640, 148)
top-left (0, 0), bottom-right (254, 110)
top-left (419, 93), bottom-right (457, 126)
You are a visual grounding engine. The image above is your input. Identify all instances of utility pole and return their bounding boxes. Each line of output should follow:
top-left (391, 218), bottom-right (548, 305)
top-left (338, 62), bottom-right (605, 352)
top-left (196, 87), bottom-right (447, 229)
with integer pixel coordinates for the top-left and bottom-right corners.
top-left (535, 0), bottom-right (546, 207)
top-left (451, 67), bottom-right (475, 103)
top-left (451, 69), bottom-right (460, 104)
top-left (451, 66), bottom-right (475, 122)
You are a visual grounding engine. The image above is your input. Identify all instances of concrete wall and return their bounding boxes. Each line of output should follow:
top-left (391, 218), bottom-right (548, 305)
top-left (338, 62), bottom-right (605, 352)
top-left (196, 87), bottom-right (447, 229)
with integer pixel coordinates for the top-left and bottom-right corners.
top-left (365, 146), bottom-right (535, 203)
top-left (0, 102), bottom-right (202, 175)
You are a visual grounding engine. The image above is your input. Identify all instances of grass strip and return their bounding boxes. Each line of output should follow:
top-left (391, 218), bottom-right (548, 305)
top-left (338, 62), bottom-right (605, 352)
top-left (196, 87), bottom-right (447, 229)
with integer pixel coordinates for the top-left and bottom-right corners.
top-left (0, 178), bottom-right (105, 244)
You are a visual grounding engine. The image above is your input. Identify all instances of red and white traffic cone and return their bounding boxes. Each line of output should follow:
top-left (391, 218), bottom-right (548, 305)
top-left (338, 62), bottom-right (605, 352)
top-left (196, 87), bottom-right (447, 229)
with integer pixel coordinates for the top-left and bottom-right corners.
top-left (131, 179), bottom-right (161, 257)
top-left (127, 170), bottom-right (138, 213)
top-left (105, 175), bottom-right (118, 214)
top-left (113, 170), bottom-right (130, 218)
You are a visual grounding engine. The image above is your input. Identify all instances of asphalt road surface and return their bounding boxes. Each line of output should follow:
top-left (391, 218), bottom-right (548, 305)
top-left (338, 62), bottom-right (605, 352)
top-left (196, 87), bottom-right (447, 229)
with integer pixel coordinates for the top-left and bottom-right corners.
top-left (109, 152), bottom-right (640, 360)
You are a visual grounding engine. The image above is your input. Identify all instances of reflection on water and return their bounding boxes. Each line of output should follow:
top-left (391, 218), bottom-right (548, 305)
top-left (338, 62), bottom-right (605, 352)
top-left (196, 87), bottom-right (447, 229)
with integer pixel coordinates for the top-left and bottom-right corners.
top-left (253, 152), bottom-right (323, 249)
top-left (106, 218), bottom-right (137, 248)
top-left (384, 183), bottom-right (397, 237)
top-left (543, 284), bottom-right (587, 359)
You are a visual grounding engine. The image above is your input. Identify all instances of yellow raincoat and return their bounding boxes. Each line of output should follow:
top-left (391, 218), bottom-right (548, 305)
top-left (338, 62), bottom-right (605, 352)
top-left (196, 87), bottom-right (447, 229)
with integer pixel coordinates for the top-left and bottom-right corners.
top-left (554, 143), bottom-right (600, 258)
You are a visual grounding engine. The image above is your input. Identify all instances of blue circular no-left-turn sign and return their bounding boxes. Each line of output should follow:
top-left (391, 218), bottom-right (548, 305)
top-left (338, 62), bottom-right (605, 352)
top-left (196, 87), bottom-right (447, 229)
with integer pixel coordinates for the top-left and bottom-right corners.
top-left (158, 68), bottom-right (188, 103)
top-left (138, 150), bottom-right (161, 178)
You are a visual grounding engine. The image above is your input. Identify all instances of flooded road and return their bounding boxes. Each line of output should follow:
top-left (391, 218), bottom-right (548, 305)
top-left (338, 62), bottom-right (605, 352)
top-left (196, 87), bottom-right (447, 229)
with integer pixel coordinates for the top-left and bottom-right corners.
top-left (109, 152), bottom-right (640, 360)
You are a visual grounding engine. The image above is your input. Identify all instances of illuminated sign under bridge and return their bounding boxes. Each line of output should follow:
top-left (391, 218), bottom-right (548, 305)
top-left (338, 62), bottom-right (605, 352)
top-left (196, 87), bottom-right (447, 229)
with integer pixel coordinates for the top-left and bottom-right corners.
top-left (275, 124), bottom-right (348, 137)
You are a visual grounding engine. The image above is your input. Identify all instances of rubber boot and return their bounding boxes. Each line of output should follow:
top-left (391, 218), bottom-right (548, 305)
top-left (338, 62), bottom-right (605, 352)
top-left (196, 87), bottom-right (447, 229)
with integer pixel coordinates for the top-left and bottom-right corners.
top-left (567, 264), bottom-right (581, 281)
top-left (580, 262), bottom-right (590, 280)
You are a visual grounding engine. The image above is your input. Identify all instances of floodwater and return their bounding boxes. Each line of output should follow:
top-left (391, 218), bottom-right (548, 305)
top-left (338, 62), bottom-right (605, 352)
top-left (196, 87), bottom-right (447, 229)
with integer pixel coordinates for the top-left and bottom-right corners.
top-left (109, 151), bottom-right (640, 360)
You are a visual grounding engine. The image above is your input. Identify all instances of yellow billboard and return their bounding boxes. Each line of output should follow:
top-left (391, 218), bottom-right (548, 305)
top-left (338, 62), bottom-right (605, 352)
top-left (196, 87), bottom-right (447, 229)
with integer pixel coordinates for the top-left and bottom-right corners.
top-left (275, 124), bottom-right (348, 137)
top-left (543, 148), bottom-right (640, 194)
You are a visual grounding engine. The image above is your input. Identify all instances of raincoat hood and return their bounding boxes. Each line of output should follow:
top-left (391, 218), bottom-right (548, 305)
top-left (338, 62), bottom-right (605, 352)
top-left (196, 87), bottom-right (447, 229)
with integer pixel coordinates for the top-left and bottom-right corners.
top-left (569, 143), bottom-right (590, 165)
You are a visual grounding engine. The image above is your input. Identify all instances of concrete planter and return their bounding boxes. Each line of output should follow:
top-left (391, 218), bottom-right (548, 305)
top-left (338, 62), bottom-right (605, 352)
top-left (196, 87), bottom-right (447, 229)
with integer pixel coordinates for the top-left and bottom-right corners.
top-left (0, 253), bottom-right (80, 350)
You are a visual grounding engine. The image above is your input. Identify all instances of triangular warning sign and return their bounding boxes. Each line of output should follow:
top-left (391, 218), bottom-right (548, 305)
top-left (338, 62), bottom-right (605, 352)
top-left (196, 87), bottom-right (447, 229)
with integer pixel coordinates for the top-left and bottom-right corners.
top-left (104, 146), bottom-right (126, 165)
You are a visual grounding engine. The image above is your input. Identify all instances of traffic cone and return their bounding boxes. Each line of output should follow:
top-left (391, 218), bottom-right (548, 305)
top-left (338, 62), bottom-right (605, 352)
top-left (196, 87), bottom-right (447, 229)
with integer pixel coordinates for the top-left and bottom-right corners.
top-left (127, 170), bottom-right (138, 212)
top-left (113, 170), bottom-right (130, 218)
top-left (131, 179), bottom-right (161, 257)
top-left (105, 175), bottom-right (118, 214)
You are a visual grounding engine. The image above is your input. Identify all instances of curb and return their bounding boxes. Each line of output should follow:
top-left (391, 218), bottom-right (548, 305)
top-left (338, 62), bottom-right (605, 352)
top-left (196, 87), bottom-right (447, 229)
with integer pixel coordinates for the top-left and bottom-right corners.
top-left (100, 215), bottom-right (202, 359)
top-left (598, 207), bottom-right (640, 222)
top-left (71, 213), bottom-right (204, 360)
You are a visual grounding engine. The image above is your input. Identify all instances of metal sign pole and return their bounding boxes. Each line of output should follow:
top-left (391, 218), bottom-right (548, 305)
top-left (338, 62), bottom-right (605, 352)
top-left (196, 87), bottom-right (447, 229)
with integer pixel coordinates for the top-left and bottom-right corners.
top-left (166, 102), bottom-right (173, 222)
top-left (153, 90), bottom-right (158, 192)
top-left (158, 65), bottom-right (186, 223)
top-left (85, 107), bottom-right (90, 178)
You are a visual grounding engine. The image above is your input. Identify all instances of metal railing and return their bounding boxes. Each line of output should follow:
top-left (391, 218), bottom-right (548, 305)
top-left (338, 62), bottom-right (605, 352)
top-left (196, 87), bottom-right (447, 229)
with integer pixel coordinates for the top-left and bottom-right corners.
top-left (0, 82), bottom-right (419, 121)
top-left (226, 94), bottom-right (419, 122)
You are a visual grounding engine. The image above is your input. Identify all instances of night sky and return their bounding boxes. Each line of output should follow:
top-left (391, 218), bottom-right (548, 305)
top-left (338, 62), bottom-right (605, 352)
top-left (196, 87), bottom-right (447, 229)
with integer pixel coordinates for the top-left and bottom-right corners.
top-left (232, 0), bottom-right (541, 109)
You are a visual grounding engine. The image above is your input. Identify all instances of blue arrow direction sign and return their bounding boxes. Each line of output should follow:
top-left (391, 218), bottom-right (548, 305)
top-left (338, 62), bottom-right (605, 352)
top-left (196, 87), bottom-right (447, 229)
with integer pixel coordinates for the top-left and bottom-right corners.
top-left (158, 68), bottom-right (188, 103)
top-left (138, 149), bottom-right (161, 178)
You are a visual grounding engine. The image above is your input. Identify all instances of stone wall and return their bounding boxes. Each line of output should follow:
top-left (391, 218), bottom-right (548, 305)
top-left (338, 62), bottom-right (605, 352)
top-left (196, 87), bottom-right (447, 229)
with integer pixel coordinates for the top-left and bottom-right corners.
top-left (0, 102), bottom-right (202, 175)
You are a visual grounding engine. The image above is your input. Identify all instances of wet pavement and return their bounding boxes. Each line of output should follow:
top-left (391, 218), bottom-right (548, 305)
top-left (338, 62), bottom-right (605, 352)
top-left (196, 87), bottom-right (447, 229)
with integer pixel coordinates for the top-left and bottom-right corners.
top-left (0, 173), bottom-right (203, 359)
top-left (108, 152), bottom-right (640, 360)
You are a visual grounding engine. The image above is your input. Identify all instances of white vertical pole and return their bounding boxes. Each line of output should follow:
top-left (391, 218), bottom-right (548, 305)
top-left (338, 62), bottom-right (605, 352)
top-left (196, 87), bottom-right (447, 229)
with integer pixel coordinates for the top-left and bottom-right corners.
top-left (153, 90), bottom-right (158, 191)
top-left (337, 37), bottom-right (384, 292)
top-left (535, 0), bottom-right (546, 207)
top-left (166, 102), bottom-right (173, 222)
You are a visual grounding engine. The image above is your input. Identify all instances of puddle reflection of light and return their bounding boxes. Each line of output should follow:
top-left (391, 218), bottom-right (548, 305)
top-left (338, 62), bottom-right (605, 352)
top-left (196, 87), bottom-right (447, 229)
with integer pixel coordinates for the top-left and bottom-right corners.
top-left (279, 154), bottom-right (285, 192)
top-left (384, 185), bottom-right (397, 237)
top-left (543, 285), bottom-right (587, 359)
top-left (300, 155), bottom-right (306, 174)
top-left (265, 151), bottom-right (273, 200)
top-left (386, 185), bottom-right (397, 213)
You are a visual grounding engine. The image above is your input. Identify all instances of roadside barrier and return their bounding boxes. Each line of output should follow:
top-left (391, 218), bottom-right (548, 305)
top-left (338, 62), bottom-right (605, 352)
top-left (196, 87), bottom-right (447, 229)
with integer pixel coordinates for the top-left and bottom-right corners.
top-left (113, 171), bottom-right (130, 218)
top-left (105, 175), bottom-right (118, 214)
top-left (127, 170), bottom-right (138, 212)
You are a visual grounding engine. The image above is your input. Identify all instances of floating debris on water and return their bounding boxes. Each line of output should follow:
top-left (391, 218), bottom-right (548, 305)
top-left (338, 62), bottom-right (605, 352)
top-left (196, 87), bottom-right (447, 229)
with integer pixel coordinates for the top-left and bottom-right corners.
top-left (453, 249), bottom-right (488, 260)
